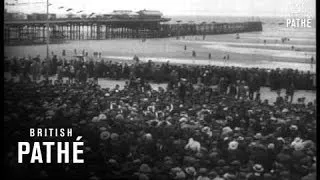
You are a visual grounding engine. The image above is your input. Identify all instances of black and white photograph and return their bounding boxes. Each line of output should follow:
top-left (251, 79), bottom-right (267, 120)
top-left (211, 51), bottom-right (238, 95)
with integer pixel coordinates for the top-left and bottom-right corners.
top-left (4, 0), bottom-right (317, 179)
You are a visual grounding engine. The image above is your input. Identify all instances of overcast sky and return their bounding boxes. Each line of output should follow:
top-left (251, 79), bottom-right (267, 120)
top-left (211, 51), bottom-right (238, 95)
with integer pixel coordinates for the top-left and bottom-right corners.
top-left (5, 0), bottom-right (316, 17)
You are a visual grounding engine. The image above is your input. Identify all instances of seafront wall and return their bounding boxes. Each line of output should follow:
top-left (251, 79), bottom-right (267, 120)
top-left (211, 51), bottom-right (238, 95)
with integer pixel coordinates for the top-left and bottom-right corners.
top-left (4, 21), bottom-right (262, 45)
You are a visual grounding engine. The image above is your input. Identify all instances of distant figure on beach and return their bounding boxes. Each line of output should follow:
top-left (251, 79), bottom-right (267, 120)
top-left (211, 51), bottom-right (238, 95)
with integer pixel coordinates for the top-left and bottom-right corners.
top-left (281, 37), bottom-right (290, 43)
top-left (223, 54), bottom-right (229, 63)
top-left (184, 45), bottom-right (187, 51)
top-left (208, 53), bottom-right (211, 59)
top-left (236, 33), bottom-right (240, 39)
top-left (311, 56), bottom-right (314, 64)
top-left (281, 37), bottom-right (288, 43)
top-left (264, 39), bottom-right (267, 44)
top-left (291, 46), bottom-right (295, 50)
top-left (74, 49), bottom-right (77, 55)
top-left (62, 49), bottom-right (66, 56)
top-left (192, 50), bottom-right (196, 57)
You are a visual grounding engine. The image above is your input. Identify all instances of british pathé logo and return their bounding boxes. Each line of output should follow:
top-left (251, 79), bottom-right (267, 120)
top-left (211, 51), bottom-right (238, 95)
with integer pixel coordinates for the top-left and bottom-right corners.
top-left (18, 128), bottom-right (84, 163)
top-left (286, 0), bottom-right (314, 28)
top-left (286, 18), bottom-right (312, 28)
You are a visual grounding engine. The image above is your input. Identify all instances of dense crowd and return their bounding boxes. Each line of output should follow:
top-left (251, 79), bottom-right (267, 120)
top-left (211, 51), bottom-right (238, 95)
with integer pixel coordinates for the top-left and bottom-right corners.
top-left (4, 55), bottom-right (316, 93)
top-left (4, 60), bottom-right (316, 180)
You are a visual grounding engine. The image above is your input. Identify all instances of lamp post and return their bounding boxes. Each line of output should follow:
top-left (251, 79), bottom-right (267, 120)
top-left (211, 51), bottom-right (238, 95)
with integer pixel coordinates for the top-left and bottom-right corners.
top-left (46, 0), bottom-right (50, 60)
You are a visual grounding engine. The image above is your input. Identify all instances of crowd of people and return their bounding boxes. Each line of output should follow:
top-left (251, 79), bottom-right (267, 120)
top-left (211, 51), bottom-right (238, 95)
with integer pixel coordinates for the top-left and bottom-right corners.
top-left (4, 55), bottom-right (316, 92)
top-left (4, 54), bottom-right (317, 180)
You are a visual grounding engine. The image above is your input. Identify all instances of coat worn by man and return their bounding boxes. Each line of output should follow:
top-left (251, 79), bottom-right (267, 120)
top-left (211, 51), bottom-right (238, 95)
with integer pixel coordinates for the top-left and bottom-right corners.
top-left (51, 55), bottom-right (58, 74)
top-left (30, 61), bottom-right (40, 80)
top-left (78, 68), bottom-right (88, 83)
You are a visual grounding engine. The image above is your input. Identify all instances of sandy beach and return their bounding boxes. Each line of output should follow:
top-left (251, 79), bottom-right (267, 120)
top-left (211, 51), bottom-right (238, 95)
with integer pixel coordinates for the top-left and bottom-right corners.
top-left (4, 27), bottom-right (316, 72)
top-left (5, 25), bottom-right (316, 102)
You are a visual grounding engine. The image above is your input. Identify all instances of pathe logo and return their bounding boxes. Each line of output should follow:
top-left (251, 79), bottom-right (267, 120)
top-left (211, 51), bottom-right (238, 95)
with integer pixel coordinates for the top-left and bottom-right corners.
top-left (286, 18), bottom-right (312, 28)
top-left (18, 128), bottom-right (84, 163)
top-left (286, 0), bottom-right (314, 28)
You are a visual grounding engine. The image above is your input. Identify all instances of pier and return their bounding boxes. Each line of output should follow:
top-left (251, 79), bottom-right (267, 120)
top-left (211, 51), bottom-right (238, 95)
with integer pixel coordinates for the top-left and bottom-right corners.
top-left (4, 18), bottom-right (262, 45)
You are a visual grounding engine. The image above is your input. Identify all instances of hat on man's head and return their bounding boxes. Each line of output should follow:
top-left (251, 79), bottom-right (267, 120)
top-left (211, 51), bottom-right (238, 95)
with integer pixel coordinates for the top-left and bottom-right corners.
top-left (197, 176), bottom-right (210, 180)
top-left (223, 173), bottom-right (236, 180)
top-left (139, 164), bottom-right (152, 173)
top-left (198, 168), bottom-right (208, 174)
top-left (110, 133), bottom-right (119, 141)
top-left (100, 131), bottom-right (110, 140)
top-left (175, 171), bottom-right (186, 179)
top-left (213, 176), bottom-right (225, 180)
top-left (91, 116), bottom-right (99, 122)
top-left (185, 166), bottom-right (197, 176)
top-left (253, 164), bottom-right (264, 173)
top-left (228, 141), bottom-right (239, 150)
top-left (293, 141), bottom-right (305, 151)
top-left (230, 160), bottom-right (240, 166)
top-left (254, 133), bottom-right (263, 139)
top-left (98, 113), bottom-right (107, 121)
top-left (143, 133), bottom-right (153, 141)
top-left (217, 159), bottom-right (226, 166)
top-left (99, 126), bottom-right (107, 131)
top-left (115, 114), bottom-right (124, 121)
top-left (289, 125), bottom-right (298, 131)
top-left (277, 137), bottom-right (285, 143)
top-left (79, 120), bottom-right (87, 125)
top-left (267, 143), bottom-right (275, 149)
top-left (207, 170), bottom-right (218, 178)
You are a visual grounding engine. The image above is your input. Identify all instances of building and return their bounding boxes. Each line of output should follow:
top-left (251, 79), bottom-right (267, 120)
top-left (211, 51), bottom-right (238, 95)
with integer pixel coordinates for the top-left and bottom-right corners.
top-left (27, 13), bottom-right (56, 21)
top-left (137, 10), bottom-right (163, 19)
top-left (5, 12), bottom-right (27, 21)
top-left (111, 10), bottom-right (136, 18)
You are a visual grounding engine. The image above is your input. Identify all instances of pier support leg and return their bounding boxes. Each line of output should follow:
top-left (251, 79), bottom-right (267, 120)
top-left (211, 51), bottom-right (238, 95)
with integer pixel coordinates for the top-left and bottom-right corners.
top-left (97, 24), bottom-right (100, 40)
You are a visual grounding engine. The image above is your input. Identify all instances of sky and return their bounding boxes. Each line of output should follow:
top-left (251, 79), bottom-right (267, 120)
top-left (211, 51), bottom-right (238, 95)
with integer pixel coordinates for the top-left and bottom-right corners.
top-left (5, 0), bottom-right (316, 17)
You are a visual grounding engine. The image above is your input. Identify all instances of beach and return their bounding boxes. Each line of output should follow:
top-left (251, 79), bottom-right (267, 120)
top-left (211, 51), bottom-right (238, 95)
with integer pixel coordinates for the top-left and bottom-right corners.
top-left (4, 23), bottom-right (316, 72)
top-left (5, 20), bottom-right (316, 103)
